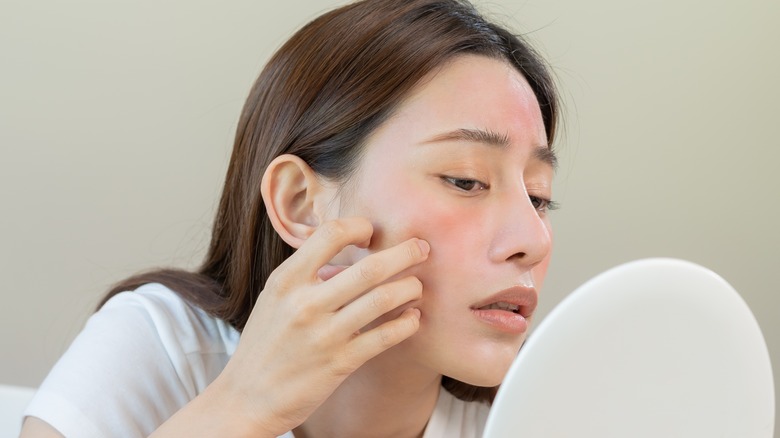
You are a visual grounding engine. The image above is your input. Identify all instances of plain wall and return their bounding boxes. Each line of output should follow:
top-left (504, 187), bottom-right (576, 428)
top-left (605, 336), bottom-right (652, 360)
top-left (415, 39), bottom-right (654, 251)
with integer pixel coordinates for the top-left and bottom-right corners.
top-left (2, 0), bottom-right (778, 430)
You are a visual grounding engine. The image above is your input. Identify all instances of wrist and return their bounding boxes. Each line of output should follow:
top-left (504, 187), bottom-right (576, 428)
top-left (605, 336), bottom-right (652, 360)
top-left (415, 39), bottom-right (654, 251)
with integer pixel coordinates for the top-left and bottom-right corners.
top-left (150, 376), bottom-right (279, 438)
top-left (204, 372), bottom-right (283, 438)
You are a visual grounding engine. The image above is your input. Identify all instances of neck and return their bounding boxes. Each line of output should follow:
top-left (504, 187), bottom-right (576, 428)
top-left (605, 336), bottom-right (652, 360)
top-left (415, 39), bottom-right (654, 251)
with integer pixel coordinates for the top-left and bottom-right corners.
top-left (293, 350), bottom-right (442, 438)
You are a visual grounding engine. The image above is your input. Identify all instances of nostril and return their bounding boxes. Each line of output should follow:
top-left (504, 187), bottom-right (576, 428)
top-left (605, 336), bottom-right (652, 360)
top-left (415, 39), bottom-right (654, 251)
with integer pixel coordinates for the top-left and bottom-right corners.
top-left (508, 252), bottom-right (526, 261)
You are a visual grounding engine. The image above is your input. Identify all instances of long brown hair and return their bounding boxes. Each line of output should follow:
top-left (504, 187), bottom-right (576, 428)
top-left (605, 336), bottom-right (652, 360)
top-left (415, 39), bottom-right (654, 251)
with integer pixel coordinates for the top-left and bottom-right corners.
top-left (100, 0), bottom-right (559, 404)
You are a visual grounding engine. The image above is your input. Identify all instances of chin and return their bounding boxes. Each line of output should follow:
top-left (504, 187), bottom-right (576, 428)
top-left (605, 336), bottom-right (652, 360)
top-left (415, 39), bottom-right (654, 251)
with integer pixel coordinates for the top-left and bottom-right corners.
top-left (460, 369), bottom-right (509, 388)
top-left (441, 353), bottom-right (515, 388)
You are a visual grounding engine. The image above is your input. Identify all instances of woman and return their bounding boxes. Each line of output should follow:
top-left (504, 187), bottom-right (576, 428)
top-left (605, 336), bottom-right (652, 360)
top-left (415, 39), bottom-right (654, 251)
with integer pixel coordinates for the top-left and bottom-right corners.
top-left (22, 0), bottom-right (559, 436)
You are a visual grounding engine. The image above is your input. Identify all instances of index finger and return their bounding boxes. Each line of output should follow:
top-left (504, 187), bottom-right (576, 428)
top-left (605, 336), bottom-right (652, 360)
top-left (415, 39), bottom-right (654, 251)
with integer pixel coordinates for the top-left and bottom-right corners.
top-left (282, 217), bottom-right (374, 279)
top-left (324, 237), bottom-right (429, 308)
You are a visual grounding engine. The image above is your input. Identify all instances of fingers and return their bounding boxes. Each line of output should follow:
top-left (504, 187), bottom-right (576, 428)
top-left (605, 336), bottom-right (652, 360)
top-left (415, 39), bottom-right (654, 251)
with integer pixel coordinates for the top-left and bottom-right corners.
top-left (283, 217), bottom-right (374, 281)
top-left (337, 307), bottom-right (421, 373)
top-left (323, 237), bottom-right (429, 309)
top-left (316, 264), bottom-right (348, 282)
top-left (333, 275), bottom-right (423, 332)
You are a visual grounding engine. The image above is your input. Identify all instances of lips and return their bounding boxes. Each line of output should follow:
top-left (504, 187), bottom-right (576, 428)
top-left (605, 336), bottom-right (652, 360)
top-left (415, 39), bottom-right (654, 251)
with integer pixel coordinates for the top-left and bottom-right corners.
top-left (470, 285), bottom-right (538, 334)
top-left (480, 301), bottom-right (521, 313)
top-left (471, 285), bottom-right (537, 318)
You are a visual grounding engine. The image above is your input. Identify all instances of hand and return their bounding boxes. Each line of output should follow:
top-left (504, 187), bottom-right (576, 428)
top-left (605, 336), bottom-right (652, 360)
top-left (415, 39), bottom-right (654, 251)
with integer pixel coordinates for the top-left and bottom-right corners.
top-left (214, 217), bottom-right (429, 435)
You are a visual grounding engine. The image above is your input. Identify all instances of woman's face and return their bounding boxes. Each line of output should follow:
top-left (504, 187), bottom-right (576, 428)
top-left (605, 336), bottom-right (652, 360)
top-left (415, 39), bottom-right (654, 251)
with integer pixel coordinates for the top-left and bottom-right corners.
top-left (328, 54), bottom-right (555, 386)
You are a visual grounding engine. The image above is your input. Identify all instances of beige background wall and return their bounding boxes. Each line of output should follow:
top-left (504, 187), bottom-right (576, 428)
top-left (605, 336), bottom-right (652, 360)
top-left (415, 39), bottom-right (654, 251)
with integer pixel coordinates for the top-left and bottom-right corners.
top-left (2, 0), bottom-right (778, 429)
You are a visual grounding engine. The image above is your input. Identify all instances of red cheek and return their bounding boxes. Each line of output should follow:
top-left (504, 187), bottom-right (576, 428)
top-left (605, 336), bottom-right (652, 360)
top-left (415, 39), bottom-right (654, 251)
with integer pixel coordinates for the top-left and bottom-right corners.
top-left (354, 170), bottom-right (485, 258)
top-left (371, 201), bottom-right (486, 278)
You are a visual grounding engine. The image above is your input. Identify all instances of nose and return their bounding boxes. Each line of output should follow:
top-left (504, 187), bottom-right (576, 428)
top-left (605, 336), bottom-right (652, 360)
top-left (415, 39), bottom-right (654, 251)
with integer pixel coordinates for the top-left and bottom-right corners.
top-left (488, 192), bottom-right (552, 267)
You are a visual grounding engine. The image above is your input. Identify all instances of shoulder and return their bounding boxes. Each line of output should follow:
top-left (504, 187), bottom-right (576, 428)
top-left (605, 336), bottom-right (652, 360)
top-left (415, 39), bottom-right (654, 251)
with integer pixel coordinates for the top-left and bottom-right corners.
top-left (423, 387), bottom-right (490, 438)
top-left (85, 282), bottom-right (241, 394)
top-left (103, 283), bottom-right (239, 359)
top-left (24, 283), bottom-right (240, 437)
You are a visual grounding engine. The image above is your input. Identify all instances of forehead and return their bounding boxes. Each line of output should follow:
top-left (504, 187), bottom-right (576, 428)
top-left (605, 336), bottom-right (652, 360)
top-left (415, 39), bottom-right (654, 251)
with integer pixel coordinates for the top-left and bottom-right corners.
top-left (371, 54), bottom-right (548, 155)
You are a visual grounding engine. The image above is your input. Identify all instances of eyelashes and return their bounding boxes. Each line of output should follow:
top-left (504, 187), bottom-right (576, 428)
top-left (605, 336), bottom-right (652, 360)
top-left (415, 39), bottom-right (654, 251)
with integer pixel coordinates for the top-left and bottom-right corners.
top-left (529, 196), bottom-right (560, 213)
top-left (441, 176), bottom-right (488, 192)
top-left (440, 176), bottom-right (560, 213)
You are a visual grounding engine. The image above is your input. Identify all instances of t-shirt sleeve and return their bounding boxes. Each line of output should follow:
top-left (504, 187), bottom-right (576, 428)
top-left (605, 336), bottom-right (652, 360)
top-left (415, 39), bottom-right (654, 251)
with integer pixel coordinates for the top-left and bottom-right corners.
top-left (23, 284), bottom-right (235, 438)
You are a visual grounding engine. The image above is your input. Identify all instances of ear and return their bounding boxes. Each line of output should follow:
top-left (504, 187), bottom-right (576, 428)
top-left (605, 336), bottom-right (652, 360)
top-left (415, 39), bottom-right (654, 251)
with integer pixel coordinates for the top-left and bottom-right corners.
top-left (261, 154), bottom-right (332, 249)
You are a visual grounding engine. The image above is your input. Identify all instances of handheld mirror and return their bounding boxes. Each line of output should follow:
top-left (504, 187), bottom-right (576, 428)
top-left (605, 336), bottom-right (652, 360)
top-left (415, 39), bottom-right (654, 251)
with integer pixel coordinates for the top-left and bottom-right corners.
top-left (484, 258), bottom-right (775, 437)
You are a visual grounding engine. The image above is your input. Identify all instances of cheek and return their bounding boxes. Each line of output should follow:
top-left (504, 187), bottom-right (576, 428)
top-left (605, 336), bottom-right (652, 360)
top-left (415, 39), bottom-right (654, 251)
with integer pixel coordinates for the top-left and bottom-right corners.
top-left (534, 256), bottom-right (551, 291)
top-left (533, 220), bottom-right (554, 290)
top-left (364, 186), bottom-right (479, 257)
top-left (337, 167), bottom-right (487, 277)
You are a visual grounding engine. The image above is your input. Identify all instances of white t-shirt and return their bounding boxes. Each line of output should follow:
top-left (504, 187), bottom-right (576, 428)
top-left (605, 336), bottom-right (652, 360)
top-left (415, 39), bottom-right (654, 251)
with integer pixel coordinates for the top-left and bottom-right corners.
top-left (25, 283), bottom-right (489, 437)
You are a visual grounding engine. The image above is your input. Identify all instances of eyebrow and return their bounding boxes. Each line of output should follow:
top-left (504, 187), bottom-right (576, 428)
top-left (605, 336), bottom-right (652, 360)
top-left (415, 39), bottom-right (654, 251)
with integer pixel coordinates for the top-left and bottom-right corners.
top-left (423, 128), bottom-right (558, 170)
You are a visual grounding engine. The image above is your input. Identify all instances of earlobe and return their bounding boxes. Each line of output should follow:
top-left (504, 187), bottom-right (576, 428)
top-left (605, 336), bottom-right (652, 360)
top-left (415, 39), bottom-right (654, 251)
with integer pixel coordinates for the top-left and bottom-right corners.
top-left (261, 154), bottom-right (328, 248)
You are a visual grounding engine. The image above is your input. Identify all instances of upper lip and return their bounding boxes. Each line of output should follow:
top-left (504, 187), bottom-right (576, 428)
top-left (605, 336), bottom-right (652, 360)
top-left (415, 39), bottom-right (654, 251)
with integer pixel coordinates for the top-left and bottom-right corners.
top-left (471, 285), bottom-right (538, 319)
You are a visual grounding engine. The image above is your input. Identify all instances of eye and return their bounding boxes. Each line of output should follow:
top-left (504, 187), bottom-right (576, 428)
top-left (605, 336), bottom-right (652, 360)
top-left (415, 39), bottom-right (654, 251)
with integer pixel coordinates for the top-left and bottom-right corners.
top-left (442, 176), bottom-right (488, 192)
top-left (529, 196), bottom-right (560, 213)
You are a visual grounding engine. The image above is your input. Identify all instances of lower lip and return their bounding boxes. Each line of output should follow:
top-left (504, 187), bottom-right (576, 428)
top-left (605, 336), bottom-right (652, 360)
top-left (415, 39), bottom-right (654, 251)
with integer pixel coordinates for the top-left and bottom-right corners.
top-left (471, 309), bottom-right (529, 334)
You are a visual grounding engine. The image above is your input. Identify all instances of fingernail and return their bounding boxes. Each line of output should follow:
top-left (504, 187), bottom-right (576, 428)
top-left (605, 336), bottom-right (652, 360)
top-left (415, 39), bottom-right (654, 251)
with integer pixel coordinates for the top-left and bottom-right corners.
top-left (317, 264), bottom-right (349, 281)
top-left (416, 239), bottom-right (430, 256)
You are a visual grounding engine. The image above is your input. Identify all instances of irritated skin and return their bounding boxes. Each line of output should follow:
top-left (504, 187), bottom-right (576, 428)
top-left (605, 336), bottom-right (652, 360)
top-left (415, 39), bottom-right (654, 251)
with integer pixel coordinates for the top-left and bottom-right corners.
top-left (325, 54), bottom-right (553, 387)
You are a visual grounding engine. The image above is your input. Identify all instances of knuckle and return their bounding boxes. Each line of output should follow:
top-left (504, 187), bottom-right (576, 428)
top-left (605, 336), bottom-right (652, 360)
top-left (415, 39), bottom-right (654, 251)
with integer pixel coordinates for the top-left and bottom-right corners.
top-left (320, 220), bottom-right (347, 243)
top-left (408, 311), bottom-right (421, 332)
top-left (309, 324), bottom-right (331, 345)
top-left (378, 324), bottom-right (399, 348)
top-left (288, 309), bottom-right (309, 328)
top-left (404, 315), bottom-right (420, 338)
top-left (289, 298), bottom-right (318, 326)
top-left (329, 351), bottom-right (358, 376)
top-left (406, 240), bottom-right (422, 261)
top-left (356, 260), bottom-right (383, 282)
top-left (370, 289), bottom-right (392, 311)
top-left (265, 269), bottom-right (291, 293)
